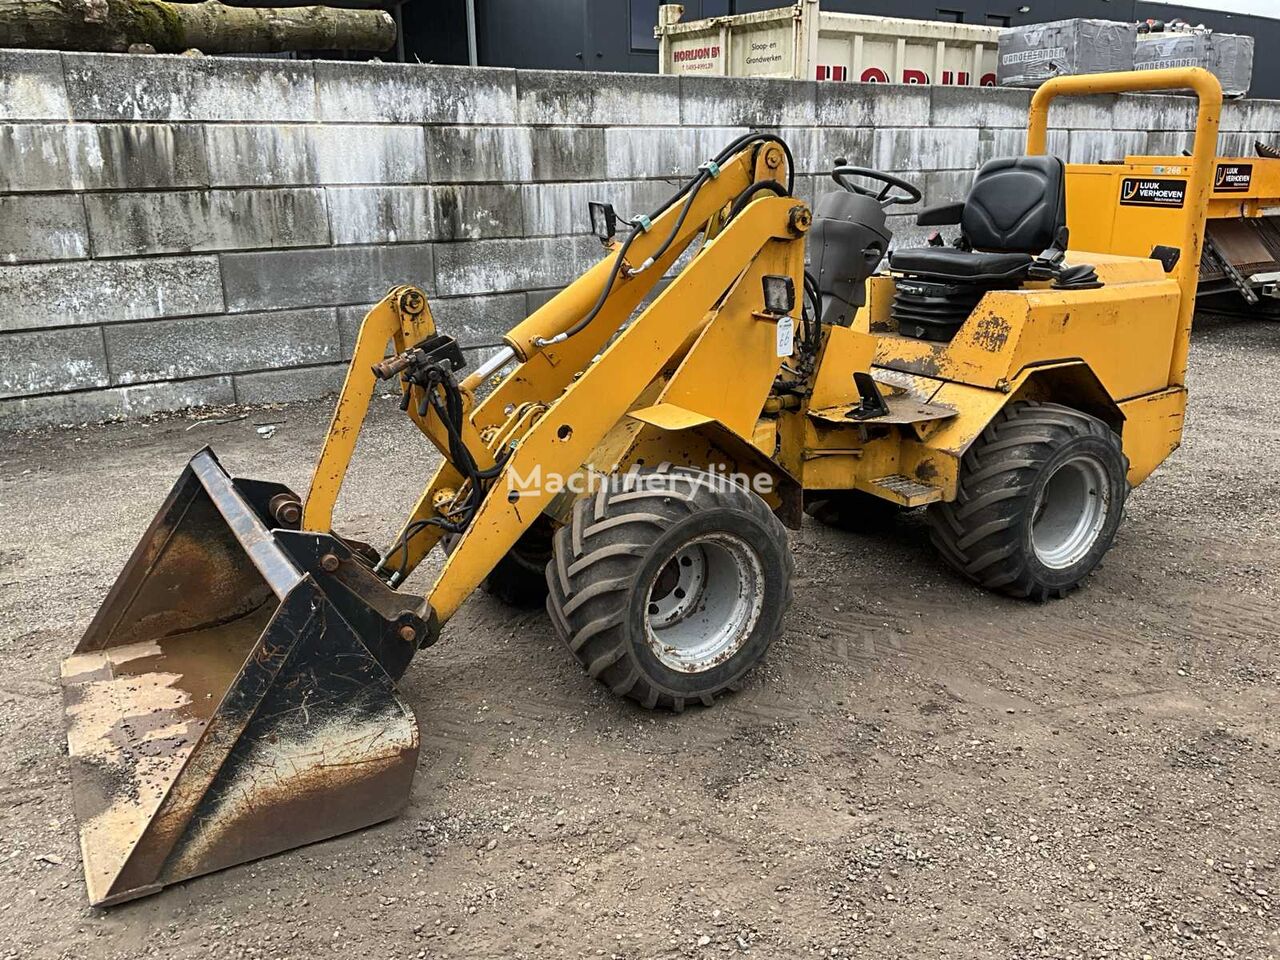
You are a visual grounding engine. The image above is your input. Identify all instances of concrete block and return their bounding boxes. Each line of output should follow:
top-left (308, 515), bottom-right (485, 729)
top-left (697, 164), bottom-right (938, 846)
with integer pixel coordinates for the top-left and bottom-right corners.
top-left (518, 70), bottom-right (681, 126)
top-left (62, 53), bottom-right (317, 122)
top-left (529, 127), bottom-right (608, 181)
top-left (1219, 99), bottom-right (1268, 133)
top-left (1222, 100), bottom-right (1280, 134)
top-left (205, 124), bottom-right (312, 187)
top-left (885, 213), bottom-right (934, 252)
top-left (233, 364), bottom-right (349, 405)
top-left (1046, 129), bottom-right (1070, 159)
top-left (803, 128), bottom-right (874, 176)
top-left (316, 62), bottom-right (517, 124)
top-left (221, 244), bottom-right (434, 312)
top-left (790, 175), bottom-right (818, 208)
top-left (930, 85), bottom-right (1030, 128)
top-left (920, 169), bottom-right (975, 206)
top-left (816, 83), bottom-right (931, 128)
top-left (0, 50), bottom-right (69, 120)
top-left (0, 195), bottom-right (89, 264)
top-left (525, 288), bottom-right (559, 314)
top-left (680, 76), bottom-right (816, 128)
top-left (205, 124), bottom-right (427, 187)
top-left (86, 188), bottom-right (329, 257)
top-left (0, 123), bottom-right (208, 192)
top-left (1113, 94), bottom-right (1196, 132)
top-left (433, 236), bottom-right (601, 296)
top-left (432, 291), bottom-right (529, 341)
top-left (429, 184), bottom-right (523, 241)
top-left (976, 127), bottom-right (1028, 166)
top-left (327, 187), bottom-right (434, 246)
top-left (0, 327), bottom-right (109, 398)
top-left (425, 126), bottom-right (534, 183)
top-left (309, 125), bottom-right (428, 185)
top-left (603, 126), bottom-right (750, 180)
top-left (0, 376), bottom-right (235, 428)
top-left (0, 256), bottom-right (223, 331)
top-left (1146, 131), bottom-right (1194, 157)
top-left (1047, 95), bottom-right (1116, 131)
top-left (870, 127), bottom-right (978, 172)
top-left (337, 292), bottom-right (527, 358)
top-left (336, 303), bottom-right (391, 359)
top-left (105, 308), bottom-right (340, 384)
top-left (1217, 132), bottom-right (1255, 158)
top-left (1068, 129), bottom-right (1147, 165)
top-left (521, 179), bottom-right (670, 238)
top-left (327, 184), bottom-right (521, 245)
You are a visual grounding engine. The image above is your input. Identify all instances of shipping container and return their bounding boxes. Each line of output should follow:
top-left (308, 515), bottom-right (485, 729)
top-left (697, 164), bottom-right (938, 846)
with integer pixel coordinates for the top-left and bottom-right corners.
top-left (656, 1), bottom-right (1002, 87)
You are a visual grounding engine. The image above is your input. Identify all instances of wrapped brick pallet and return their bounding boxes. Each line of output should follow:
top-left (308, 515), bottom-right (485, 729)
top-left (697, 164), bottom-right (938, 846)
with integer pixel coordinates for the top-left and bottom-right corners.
top-left (997, 19), bottom-right (1137, 88)
top-left (1135, 31), bottom-right (1254, 98)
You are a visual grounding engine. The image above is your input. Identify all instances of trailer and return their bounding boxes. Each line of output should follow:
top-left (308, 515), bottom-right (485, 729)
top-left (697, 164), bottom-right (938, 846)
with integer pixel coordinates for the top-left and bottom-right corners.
top-left (656, 1), bottom-right (1001, 86)
top-left (1066, 151), bottom-right (1280, 316)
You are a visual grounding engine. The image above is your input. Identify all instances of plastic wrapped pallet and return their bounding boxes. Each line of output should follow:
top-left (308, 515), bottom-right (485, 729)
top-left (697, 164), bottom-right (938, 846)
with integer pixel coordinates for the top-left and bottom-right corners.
top-left (998, 19), bottom-right (1137, 88)
top-left (1135, 32), bottom-right (1254, 98)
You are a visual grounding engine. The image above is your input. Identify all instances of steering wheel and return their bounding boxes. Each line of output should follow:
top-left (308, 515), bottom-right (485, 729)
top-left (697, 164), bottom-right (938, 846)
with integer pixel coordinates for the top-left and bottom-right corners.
top-left (830, 162), bottom-right (922, 207)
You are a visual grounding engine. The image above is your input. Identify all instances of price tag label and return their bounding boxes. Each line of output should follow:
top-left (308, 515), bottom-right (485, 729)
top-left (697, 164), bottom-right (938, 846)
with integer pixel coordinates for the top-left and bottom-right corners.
top-left (775, 315), bottom-right (794, 357)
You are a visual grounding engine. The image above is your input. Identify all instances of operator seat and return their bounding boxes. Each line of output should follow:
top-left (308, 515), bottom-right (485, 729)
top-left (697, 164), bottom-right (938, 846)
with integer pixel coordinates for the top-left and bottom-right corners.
top-left (887, 155), bottom-right (1098, 341)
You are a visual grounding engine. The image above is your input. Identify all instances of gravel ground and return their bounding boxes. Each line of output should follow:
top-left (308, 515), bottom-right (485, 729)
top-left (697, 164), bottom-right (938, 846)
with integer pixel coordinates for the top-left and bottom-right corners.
top-left (1, 312), bottom-right (1279, 959)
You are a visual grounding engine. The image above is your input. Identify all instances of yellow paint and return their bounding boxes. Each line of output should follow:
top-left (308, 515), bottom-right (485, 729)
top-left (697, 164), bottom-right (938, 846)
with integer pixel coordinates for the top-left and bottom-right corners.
top-left (1118, 387), bottom-right (1187, 484)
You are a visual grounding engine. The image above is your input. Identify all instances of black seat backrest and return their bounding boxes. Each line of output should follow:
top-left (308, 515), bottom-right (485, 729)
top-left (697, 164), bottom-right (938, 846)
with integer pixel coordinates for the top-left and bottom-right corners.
top-left (962, 155), bottom-right (1066, 254)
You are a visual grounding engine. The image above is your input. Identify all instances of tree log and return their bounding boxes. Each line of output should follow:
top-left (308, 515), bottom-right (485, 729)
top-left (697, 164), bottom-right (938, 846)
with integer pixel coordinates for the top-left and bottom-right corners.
top-left (0, 0), bottom-right (396, 53)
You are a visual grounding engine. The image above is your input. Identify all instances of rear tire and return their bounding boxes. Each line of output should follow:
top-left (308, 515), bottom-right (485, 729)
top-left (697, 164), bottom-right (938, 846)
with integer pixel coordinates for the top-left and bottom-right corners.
top-left (927, 401), bottom-right (1128, 601)
top-left (545, 467), bottom-right (793, 712)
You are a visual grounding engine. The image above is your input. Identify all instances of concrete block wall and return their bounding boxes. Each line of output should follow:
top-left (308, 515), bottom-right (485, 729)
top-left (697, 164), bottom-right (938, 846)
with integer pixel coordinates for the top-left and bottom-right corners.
top-left (3, 49), bottom-right (1280, 427)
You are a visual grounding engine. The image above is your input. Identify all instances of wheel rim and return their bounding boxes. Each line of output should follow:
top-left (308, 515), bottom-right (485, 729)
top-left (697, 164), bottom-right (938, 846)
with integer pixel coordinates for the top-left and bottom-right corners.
top-left (1031, 453), bottom-right (1112, 570)
top-left (643, 533), bottom-right (765, 673)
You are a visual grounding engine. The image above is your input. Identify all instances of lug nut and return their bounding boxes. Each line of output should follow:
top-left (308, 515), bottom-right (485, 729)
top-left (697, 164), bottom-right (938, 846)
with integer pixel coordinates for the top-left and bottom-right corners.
top-left (320, 553), bottom-right (340, 573)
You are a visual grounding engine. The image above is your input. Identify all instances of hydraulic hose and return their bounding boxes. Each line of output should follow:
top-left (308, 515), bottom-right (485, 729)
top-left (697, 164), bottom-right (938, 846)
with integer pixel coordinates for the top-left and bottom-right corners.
top-left (533, 132), bottom-right (795, 348)
top-left (726, 179), bottom-right (790, 223)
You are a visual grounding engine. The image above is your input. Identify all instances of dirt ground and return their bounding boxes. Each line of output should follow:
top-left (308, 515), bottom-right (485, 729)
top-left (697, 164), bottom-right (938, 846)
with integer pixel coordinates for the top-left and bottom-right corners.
top-left (2, 313), bottom-right (1279, 960)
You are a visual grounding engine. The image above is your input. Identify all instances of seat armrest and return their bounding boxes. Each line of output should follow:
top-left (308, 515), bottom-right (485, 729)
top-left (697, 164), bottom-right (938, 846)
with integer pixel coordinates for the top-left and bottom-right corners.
top-left (915, 201), bottom-right (964, 227)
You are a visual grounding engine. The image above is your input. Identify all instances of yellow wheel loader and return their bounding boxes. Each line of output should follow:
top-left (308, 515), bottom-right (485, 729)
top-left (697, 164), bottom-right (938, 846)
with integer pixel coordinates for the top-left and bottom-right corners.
top-left (61, 68), bottom-right (1222, 906)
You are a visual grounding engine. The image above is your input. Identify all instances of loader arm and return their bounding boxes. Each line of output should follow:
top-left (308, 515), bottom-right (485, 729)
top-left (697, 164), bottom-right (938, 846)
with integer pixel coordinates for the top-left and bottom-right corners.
top-left (429, 194), bottom-right (809, 621)
top-left (314, 136), bottom-right (803, 595)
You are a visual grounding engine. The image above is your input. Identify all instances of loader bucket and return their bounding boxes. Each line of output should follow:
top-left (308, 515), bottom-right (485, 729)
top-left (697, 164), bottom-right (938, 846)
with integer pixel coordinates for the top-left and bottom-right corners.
top-left (60, 448), bottom-right (434, 906)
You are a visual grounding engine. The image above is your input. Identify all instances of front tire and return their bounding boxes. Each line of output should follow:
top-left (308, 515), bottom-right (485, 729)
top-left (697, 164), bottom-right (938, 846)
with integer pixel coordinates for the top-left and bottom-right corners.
top-left (928, 401), bottom-right (1129, 600)
top-left (546, 467), bottom-right (793, 711)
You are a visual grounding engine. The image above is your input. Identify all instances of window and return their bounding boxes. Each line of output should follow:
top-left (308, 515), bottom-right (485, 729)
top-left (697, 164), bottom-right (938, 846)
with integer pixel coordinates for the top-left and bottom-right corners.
top-left (986, 13), bottom-right (1011, 26)
top-left (630, 0), bottom-right (660, 52)
top-left (936, 8), bottom-right (964, 21)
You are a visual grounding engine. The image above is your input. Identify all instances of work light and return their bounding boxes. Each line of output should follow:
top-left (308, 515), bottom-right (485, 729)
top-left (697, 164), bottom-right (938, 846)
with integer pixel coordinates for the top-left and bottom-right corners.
top-left (761, 274), bottom-right (795, 315)
top-left (588, 201), bottom-right (618, 242)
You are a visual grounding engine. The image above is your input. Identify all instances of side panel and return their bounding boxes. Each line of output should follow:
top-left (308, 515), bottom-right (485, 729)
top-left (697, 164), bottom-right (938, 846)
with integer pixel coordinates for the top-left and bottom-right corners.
top-left (1118, 387), bottom-right (1187, 485)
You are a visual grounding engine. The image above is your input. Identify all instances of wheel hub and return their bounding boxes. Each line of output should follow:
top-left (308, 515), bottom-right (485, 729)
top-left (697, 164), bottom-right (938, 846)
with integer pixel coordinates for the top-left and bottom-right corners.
top-left (1031, 453), bottom-right (1112, 570)
top-left (643, 533), bottom-right (764, 673)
